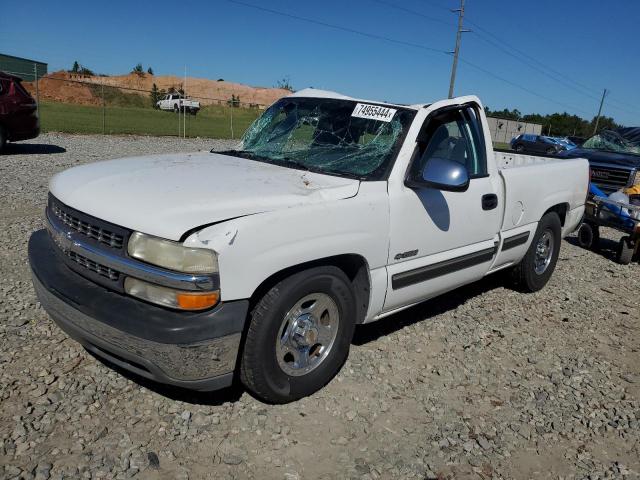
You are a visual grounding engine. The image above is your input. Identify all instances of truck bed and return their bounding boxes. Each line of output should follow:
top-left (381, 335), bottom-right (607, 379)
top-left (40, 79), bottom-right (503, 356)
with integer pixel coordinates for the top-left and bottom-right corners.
top-left (495, 150), bottom-right (589, 236)
top-left (494, 150), bottom-right (571, 169)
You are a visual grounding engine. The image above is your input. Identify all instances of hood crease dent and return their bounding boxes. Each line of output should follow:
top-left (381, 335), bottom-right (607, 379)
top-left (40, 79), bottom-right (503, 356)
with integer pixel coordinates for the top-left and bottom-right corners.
top-left (50, 152), bottom-right (360, 241)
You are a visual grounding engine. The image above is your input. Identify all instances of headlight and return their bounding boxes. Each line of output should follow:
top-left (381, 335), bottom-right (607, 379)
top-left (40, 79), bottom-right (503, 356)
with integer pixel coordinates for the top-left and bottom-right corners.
top-left (128, 232), bottom-right (218, 274)
top-left (125, 277), bottom-right (219, 310)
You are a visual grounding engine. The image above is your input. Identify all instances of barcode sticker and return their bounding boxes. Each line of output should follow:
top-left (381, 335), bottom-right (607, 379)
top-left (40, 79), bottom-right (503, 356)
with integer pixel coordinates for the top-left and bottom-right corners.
top-left (351, 103), bottom-right (397, 122)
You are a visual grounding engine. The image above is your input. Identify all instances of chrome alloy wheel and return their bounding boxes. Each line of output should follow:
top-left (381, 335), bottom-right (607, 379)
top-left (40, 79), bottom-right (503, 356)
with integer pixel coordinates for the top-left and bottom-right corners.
top-left (534, 230), bottom-right (554, 274)
top-left (276, 293), bottom-right (340, 377)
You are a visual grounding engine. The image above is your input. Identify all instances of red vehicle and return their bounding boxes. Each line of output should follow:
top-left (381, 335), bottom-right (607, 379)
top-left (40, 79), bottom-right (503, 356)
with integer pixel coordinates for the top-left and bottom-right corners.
top-left (0, 72), bottom-right (40, 151)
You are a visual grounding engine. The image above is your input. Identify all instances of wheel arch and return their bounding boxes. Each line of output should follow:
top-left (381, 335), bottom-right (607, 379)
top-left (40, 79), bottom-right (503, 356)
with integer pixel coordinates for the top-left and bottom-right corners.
top-left (543, 202), bottom-right (569, 226)
top-left (248, 254), bottom-right (371, 325)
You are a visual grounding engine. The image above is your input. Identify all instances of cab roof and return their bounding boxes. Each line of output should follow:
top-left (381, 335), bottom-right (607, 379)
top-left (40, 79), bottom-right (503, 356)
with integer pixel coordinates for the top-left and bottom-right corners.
top-left (289, 88), bottom-right (430, 110)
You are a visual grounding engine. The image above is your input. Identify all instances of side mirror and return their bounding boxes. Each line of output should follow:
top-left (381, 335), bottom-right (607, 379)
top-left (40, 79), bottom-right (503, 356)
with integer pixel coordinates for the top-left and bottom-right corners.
top-left (406, 157), bottom-right (470, 192)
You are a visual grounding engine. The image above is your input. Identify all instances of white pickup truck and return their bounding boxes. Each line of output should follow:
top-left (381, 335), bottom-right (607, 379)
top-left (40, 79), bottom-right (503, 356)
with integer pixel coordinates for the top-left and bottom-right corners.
top-left (29, 89), bottom-right (588, 403)
top-left (156, 93), bottom-right (200, 115)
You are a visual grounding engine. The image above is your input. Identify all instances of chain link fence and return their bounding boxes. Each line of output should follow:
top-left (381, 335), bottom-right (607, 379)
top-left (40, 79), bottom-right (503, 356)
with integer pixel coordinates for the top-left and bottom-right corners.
top-left (5, 66), bottom-right (274, 140)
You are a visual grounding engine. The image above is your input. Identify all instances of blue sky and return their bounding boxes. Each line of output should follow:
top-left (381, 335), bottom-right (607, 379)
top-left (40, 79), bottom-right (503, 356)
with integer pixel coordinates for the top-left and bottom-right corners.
top-left (2, 0), bottom-right (638, 125)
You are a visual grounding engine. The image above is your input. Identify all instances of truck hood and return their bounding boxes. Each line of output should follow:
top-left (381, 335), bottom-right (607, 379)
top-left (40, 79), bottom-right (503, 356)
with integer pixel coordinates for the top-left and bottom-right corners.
top-left (50, 152), bottom-right (360, 240)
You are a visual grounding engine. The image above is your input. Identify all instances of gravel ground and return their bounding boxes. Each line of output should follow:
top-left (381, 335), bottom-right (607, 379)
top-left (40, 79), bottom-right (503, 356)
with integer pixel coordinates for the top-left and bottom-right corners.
top-left (1, 133), bottom-right (639, 480)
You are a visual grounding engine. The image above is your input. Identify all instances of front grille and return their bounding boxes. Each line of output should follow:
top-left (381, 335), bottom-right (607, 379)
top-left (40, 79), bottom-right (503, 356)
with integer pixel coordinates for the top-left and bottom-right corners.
top-left (50, 201), bottom-right (124, 249)
top-left (67, 251), bottom-right (120, 281)
top-left (590, 166), bottom-right (633, 193)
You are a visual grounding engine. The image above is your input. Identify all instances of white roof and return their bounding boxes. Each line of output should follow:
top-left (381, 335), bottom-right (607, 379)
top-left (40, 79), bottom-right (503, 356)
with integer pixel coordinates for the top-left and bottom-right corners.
top-left (289, 88), bottom-right (427, 110)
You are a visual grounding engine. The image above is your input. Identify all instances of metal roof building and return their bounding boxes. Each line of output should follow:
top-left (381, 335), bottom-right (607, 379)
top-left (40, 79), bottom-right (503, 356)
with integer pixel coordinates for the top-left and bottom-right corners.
top-left (0, 53), bottom-right (48, 81)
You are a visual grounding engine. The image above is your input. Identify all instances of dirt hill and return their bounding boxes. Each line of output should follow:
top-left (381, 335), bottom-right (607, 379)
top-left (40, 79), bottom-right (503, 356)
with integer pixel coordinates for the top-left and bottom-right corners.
top-left (24, 71), bottom-right (291, 108)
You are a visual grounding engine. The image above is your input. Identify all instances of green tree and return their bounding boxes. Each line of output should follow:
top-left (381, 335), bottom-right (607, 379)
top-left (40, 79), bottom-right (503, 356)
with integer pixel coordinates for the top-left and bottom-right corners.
top-left (228, 94), bottom-right (240, 107)
top-left (276, 76), bottom-right (294, 92)
top-left (71, 61), bottom-right (80, 73)
top-left (147, 67), bottom-right (154, 75)
top-left (590, 116), bottom-right (619, 134)
top-left (79, 65), bottom-right (94, 76)
top-left (132, 63), bottom-right (144, 75)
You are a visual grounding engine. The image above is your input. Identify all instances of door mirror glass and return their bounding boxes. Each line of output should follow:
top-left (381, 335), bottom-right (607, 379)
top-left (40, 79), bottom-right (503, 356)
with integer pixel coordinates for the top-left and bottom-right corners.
top-left (420, 157), bottom-right (469, 192)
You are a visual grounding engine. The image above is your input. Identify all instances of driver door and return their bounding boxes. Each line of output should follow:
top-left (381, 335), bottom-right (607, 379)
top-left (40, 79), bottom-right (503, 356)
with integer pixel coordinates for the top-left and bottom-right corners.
top-left (383, 104), bottom-right (502, 312)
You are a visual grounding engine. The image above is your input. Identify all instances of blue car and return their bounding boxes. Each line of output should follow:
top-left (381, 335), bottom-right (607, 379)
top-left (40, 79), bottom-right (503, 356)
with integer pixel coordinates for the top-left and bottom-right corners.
top-left (510, 134), bottom-right (566, 155)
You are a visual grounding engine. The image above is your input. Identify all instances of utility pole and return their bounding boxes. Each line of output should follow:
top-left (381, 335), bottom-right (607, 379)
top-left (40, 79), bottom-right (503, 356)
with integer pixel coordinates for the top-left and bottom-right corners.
top-left (593, 88), bottom-right (608, 135)
top-left (448, 0), bottom-right (470, 99)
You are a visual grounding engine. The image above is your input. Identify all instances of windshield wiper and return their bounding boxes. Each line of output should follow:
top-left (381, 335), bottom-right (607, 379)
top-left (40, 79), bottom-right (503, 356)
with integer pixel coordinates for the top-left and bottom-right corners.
top-left (279, 157), bottom-right (364, 180)
top-left (213, 150), bottom-right (364, 180)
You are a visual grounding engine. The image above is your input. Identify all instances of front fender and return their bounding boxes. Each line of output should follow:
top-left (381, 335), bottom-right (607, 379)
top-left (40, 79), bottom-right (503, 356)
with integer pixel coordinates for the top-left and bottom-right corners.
top-left (182, 182), bottom-right (390, 302)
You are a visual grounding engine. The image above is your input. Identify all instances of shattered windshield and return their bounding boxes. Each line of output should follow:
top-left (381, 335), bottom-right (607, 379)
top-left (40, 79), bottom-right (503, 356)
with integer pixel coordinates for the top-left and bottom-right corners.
top-left (582, 130), bottom-right (640, 156)
top-left (235, 97), bottom-right (416, 179)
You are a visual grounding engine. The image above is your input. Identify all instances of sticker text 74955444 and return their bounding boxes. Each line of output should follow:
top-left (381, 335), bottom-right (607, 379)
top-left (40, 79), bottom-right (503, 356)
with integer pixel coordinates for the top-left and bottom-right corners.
top-left (351, 103), bottom-right (397, 123)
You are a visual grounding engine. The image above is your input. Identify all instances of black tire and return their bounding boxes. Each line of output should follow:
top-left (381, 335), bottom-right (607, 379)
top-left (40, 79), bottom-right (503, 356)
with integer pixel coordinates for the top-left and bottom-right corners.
top-left (510, 212), bottom-right (562, 293)
top-left (616, 236), bottom-right (634, 265)
top-left (174, 104), bottom-right (179, 113)
top-left (240, 266), bottom-right (356, 403)
top-left (515, 144), bottom-right (525, 152)
top-left (0, 125), bottom-right (7, 153)
top-left (577, 222), bottom-right (599, 250)
top-left (545, 147), bottom-right (555, 155)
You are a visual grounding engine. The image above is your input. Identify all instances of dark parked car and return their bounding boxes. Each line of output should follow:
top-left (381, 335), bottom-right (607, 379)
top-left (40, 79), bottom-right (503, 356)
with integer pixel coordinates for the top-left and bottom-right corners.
top-left (0, 72), bottom-right (40, 152)
top-left (567, 135), bottom-right (586, 147)
top-left (510, 134), bottom-right (566, 155)
top-left (559, 128), bottom-right (640, 194)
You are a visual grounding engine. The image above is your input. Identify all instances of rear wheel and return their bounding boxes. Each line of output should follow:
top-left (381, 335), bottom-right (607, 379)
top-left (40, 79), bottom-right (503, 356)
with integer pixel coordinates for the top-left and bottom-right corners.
top-left (545, 147), bottom-right (556, 155)
top-left (616, 236), bottom-right (634, 265)
top-left (509, 212), bottom-right (562, 292)
top-left (174, 104), bottom-right (179, 113)
top-left (577, 222), bottom-right (599, 251)
top-left (240, 266), bottom-right (356, 403)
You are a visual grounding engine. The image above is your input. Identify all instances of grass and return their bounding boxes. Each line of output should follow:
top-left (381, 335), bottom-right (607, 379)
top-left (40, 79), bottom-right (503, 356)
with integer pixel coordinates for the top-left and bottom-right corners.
top-left (38, 101), bottom-right (263, 139)
top-left (39, 101), bottom-right (520, 148)
top-left (493, 142), bottom-right (512, 150)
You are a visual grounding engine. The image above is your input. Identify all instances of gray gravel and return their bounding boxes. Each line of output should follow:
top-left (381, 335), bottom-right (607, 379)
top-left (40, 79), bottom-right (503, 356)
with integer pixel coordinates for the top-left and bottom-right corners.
top-left (1, 133), bottom-right (639, 480)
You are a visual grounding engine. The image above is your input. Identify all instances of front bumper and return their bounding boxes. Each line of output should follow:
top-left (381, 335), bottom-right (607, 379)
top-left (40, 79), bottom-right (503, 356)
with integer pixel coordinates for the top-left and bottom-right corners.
top-left (29, 229), bottom-right (248, 391)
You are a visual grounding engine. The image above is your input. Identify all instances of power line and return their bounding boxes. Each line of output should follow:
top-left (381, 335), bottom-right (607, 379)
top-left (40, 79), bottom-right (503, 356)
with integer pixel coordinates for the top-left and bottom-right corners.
top-left (369, 0), bottom-right (455, 27)
top-left (223, 0), bottom-right (448, 55)
top-left (369, 0), bottom-right (627, 115)
top-left (463, 19), bottom-right (639, 117)
top-left (223, 0), bottom-right (607, 117)
top-left (455, 57), bottom-right (592, 116)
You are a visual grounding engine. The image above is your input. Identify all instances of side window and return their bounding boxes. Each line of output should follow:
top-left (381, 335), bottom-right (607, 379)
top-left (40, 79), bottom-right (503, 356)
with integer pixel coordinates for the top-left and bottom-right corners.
top-left (461, 107), bottom-right (487, 177)
top-left (412, 106), bottom-right (487, 179)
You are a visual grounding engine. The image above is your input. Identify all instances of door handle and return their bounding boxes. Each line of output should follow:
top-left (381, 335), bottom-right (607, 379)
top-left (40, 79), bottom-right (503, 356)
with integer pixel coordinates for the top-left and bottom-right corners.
top-left (482, 193), bottom-right (498, 210)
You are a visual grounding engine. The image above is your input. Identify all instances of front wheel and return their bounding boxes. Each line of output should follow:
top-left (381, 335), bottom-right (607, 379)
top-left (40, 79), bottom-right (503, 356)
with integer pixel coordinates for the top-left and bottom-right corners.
top-left (240, 266), bottom-right (356, 403)
top-left (515, 144), bottom-right (525, 152)
top-left (509, 212), bottom-right (562, 292)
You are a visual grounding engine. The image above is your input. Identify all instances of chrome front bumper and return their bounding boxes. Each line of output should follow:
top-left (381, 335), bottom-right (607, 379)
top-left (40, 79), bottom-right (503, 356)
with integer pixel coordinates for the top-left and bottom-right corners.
top-left (29, 229), bottom-right (248, 391)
